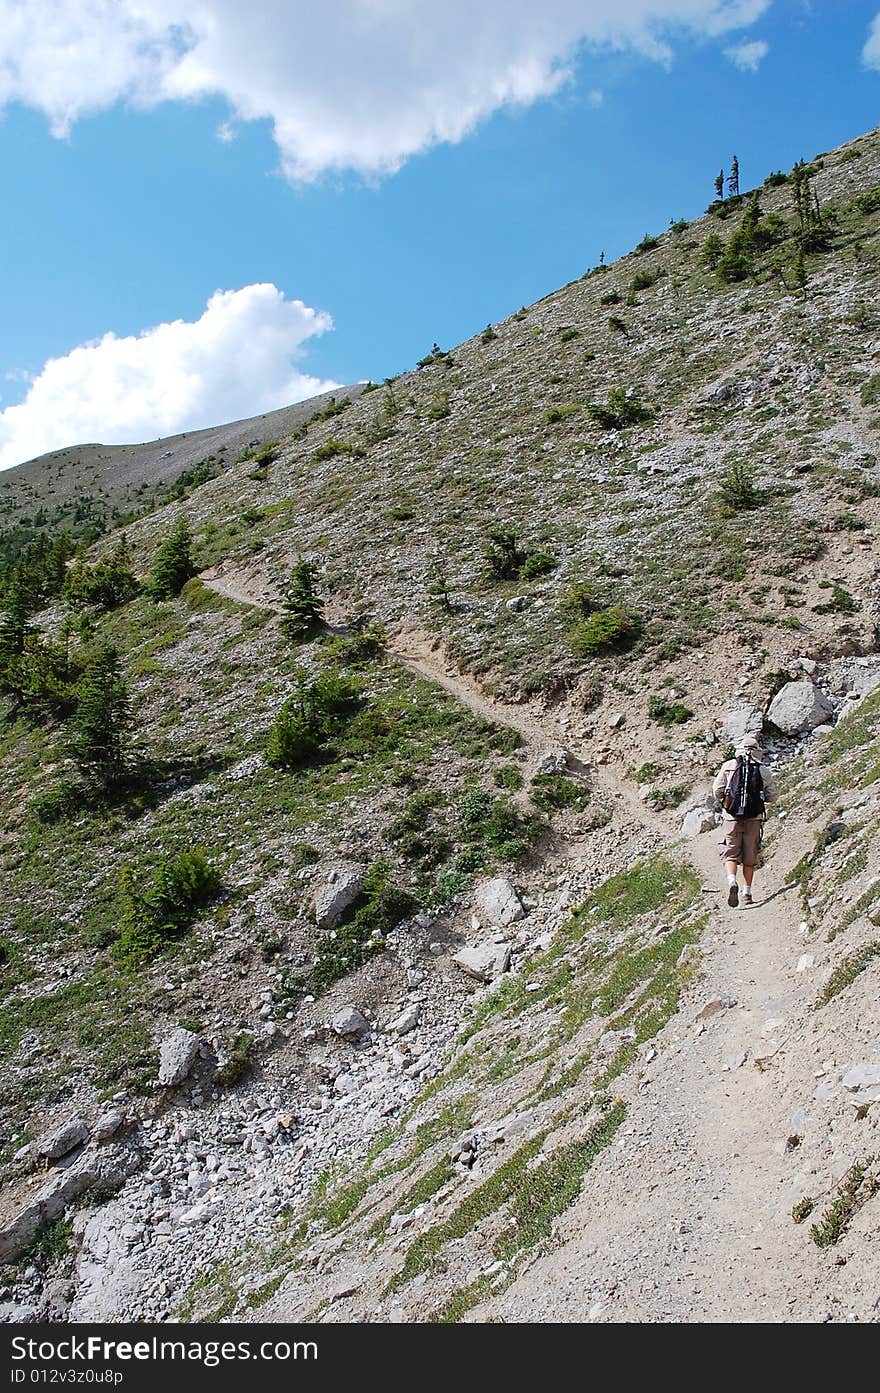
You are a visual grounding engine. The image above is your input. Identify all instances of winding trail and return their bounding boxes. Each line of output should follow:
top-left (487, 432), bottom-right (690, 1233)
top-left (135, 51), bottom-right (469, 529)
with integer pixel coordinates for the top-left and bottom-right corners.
top-left (200, 565), bottom-right (834, 1322)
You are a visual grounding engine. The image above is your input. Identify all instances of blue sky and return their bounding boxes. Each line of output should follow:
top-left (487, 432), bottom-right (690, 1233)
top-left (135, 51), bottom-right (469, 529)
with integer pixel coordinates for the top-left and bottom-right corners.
top-left (1, 1), bottom-right (879, 469)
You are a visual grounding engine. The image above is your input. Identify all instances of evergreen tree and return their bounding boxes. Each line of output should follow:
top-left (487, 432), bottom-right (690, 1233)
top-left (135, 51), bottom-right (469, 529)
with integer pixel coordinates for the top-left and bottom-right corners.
top-left (714, 169), bottom-right (725, 200)
top-left (68, 644), bottom-right (131, 785)
top-left (790, 160), bottom-right (830, 254)
top-left (727, 155), bottom-right (740, 198)
top-left (64, 535), bottom-right (140, 612)
top-left (280, 558), bottom-right (323, 641)
top-left (147, 515), bottom-right (195, 599)
top-left (0, 570), bottom-right (32, 671)
top-left (426, 561), bottom-right (453, 613)
top-left (700, 232), bottom-right (725, 270)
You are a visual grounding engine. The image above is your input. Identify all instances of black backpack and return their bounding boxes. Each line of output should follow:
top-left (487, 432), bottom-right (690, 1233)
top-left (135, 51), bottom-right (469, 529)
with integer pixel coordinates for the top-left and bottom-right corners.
top-left (723, 752), bottom-right (765, 820)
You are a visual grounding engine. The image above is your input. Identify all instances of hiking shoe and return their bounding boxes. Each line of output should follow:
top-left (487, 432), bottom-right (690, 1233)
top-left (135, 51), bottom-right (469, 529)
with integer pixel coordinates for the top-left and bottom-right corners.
top-left (727, 882), bottom-right (739, 908)
top-left (743, 890), bottom-right (753, 906)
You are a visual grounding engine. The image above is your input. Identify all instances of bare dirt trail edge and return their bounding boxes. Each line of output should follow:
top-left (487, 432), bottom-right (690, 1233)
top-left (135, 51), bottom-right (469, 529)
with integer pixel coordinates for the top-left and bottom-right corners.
top-left (199, 568), bottom-right (824, 1321)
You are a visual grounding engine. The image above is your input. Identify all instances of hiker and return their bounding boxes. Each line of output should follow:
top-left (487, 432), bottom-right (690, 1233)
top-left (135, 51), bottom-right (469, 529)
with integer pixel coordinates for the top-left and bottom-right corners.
top-left (712, 734), bottom-right (778, 907)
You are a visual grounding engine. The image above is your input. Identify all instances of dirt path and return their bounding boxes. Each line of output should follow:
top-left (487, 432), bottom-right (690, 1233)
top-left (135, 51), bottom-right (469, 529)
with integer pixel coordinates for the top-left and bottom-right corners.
top-left (477, 817), bottom-right (820, 1323)
top-left (200, 567), bottom-right (832, 1321)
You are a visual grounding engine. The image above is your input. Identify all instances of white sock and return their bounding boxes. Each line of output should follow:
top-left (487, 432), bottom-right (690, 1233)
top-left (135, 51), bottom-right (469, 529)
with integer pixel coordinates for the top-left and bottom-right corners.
top-left (728, 873), bottom-right (738, 886)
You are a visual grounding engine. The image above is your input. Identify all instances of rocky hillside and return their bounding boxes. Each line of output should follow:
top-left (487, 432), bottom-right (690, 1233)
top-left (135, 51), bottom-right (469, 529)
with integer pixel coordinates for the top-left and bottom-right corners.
top-left (1, 125), bottom-right (879, 1324)
top-left (0, 385), bottom-right (363, 557)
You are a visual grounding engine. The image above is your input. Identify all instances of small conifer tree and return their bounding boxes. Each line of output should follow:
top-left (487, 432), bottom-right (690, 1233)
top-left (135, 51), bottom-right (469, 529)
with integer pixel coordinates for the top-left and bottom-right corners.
top-left (147, 515), bottom-right (196, 599)
top-left (68, 644), bottom-right (131, 785)
top-left (280, 558), bottom-right (323, 641)
top-left (727, 155), bottom-right (740, 198)
top-left (714, 170), bottom-right (725, 200)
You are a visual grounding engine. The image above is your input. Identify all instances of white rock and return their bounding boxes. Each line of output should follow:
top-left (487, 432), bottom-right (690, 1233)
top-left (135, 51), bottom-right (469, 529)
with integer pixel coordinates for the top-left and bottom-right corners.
top-left (796, 954), bottom-right (815, 973)
top-left (331, 1006), bottom-right (369, 1040)
top-left (473, 877), bottom-right (525, 927)
top-left (313, 867), bottom-right (363, 929)
top-left (157, 1028), bottom-right (202, 1087)
top-left (453, 943), bottom-right (512, 982)
top-left (537, 748), bottom-right (568, 774)
top-left (36, 1116), bottom-right (90, 1161)
top-left (842, 1063), bottom-right (880, 1093)
top-left (767, 680), bottom-right (834, 735)
top-left (389, 1005), bottom-right (420, 1036)
top-left (92, 1111), bottom-right (125, 1144)
top-left (333, 1072), bottom-right (360, 1096)
top-left (681, 807), bottom-right (715, 836)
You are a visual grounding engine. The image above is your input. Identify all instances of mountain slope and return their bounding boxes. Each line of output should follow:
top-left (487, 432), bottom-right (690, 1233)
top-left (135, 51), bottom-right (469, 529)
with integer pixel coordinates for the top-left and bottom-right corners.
top-left (1, 126), bottom-right (880, 1324)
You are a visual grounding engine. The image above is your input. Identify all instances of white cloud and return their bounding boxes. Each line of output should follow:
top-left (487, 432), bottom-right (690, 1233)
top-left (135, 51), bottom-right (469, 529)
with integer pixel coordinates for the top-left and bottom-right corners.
top-left (724, 38), bottom-right (768, 70)
top-left (0, 1), bottom-right (771, 180)
top-left (864, 13), bottom-right (880, 69)
top-left (0, 284), bottom-right (338, 472)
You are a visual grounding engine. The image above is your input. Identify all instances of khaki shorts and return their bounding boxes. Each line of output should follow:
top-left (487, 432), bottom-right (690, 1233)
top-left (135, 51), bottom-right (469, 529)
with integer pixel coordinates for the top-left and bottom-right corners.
top-left (719, 816), bottom-right (763, 868)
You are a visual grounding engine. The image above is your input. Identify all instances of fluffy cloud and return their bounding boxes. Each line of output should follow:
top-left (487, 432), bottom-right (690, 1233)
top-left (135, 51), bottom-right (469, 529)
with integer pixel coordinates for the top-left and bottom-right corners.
top-left (864, 13), bottom-right (880, 69)
top-left (724, 38), bottom-right (768, 70)
top-left (0, 284), bottom-right (338, 472)
top-left (0, 1), bottom-right (770, 179)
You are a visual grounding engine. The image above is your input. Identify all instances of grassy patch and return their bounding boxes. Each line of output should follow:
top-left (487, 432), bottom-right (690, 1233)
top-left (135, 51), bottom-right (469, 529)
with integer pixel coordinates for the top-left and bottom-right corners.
top-left (814, 942), bottom-right (880, 1008)
top-left (810, 1158), bottom-right (878, 1248)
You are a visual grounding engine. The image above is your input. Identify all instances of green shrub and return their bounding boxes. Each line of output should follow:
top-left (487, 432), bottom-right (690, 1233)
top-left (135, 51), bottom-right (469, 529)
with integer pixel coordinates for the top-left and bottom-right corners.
top-left (113, 848), bottom-right (222, 968)
top-left (68, 644), bottom-right (131, 786)
top-left (493, 764), bottom-right (523, 791)
top-left (266, 666), bottom-right (363, 768)
top-left (569, 607), bottom-right (641, 657)
top-left (313, 860), bottom-right (414, 992)
top-left (63, 540), bottom-right (139, 613)
top-left (313, 439), bottom-right (363, 462)
top-left (635, 233), bottom-right (659, 253)
top-left (607, 315), bottom-right (628, 336)
top-left (559, 328), bottom-right (580, 343)
top-left (214, 1032), bottom-right (255, 1088)
top-left (530, 773), bottom-right (588, 812)
top-left (648, 695), bottom-right (693, 726)
top-left (484, 527), bottom-right (525, 581)
top-left (386, 791), bottom-right (451, 869)
top-left (480, 325), bottom-right (498, 344)
top-left (428, 391), bottom-right (451, 421)
top-left (520, 550), bottom-right (556, 579)
top-left (588, 388), bottom-right (654, 430)
top-left (646, 785), bottom-right (687, 810)
top-left (629, 270), bottom-right (655, 294)
top-left (718, 462), bottom-right (763, 513)
top-left (457, 787), bottom-right (536, 862)
top-left (321, 624), bottom-right (386, 665)
top-left (813, 583), bottom-right (857, 615)
top-left (600, 291), bottom-right (621, 305)
top-left (860, 374), bottom-right (880, 407)
top-left (544, 403), bottom-right (581, 424)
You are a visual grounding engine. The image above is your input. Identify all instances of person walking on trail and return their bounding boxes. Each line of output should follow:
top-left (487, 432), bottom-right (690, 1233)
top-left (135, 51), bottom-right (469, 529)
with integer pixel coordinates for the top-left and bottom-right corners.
top-left (712, 734), bottom-right (778, 908)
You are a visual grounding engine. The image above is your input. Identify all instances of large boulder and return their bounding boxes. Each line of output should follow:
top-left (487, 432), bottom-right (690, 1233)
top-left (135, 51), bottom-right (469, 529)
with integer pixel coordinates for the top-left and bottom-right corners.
top-left (313, 867), bottom-right (363, 929)
top-left (767, 680), bottom-right (834, 735)
top-left (472, 877), bottom-right (525, 928)
top-left (0, 1144), bottom-right (138, 1265)
top-left (36, 1116), bottom-right (90, 1162)
top-left (681, 807), bottom-right (716, 837)
top-left (331, 1006), bottom-right (370, 1040)
top-left (720, 703), bottom-right (764, 747)
top-left (453, 942), bottom-right (512, 983)
top-left (157, 1027), bottom-right (202, 1087)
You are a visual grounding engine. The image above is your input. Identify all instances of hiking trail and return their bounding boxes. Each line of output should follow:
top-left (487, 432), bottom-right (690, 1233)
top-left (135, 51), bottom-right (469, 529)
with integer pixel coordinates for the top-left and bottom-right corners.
top-left (199, 564), bottom-right (841, 1322)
